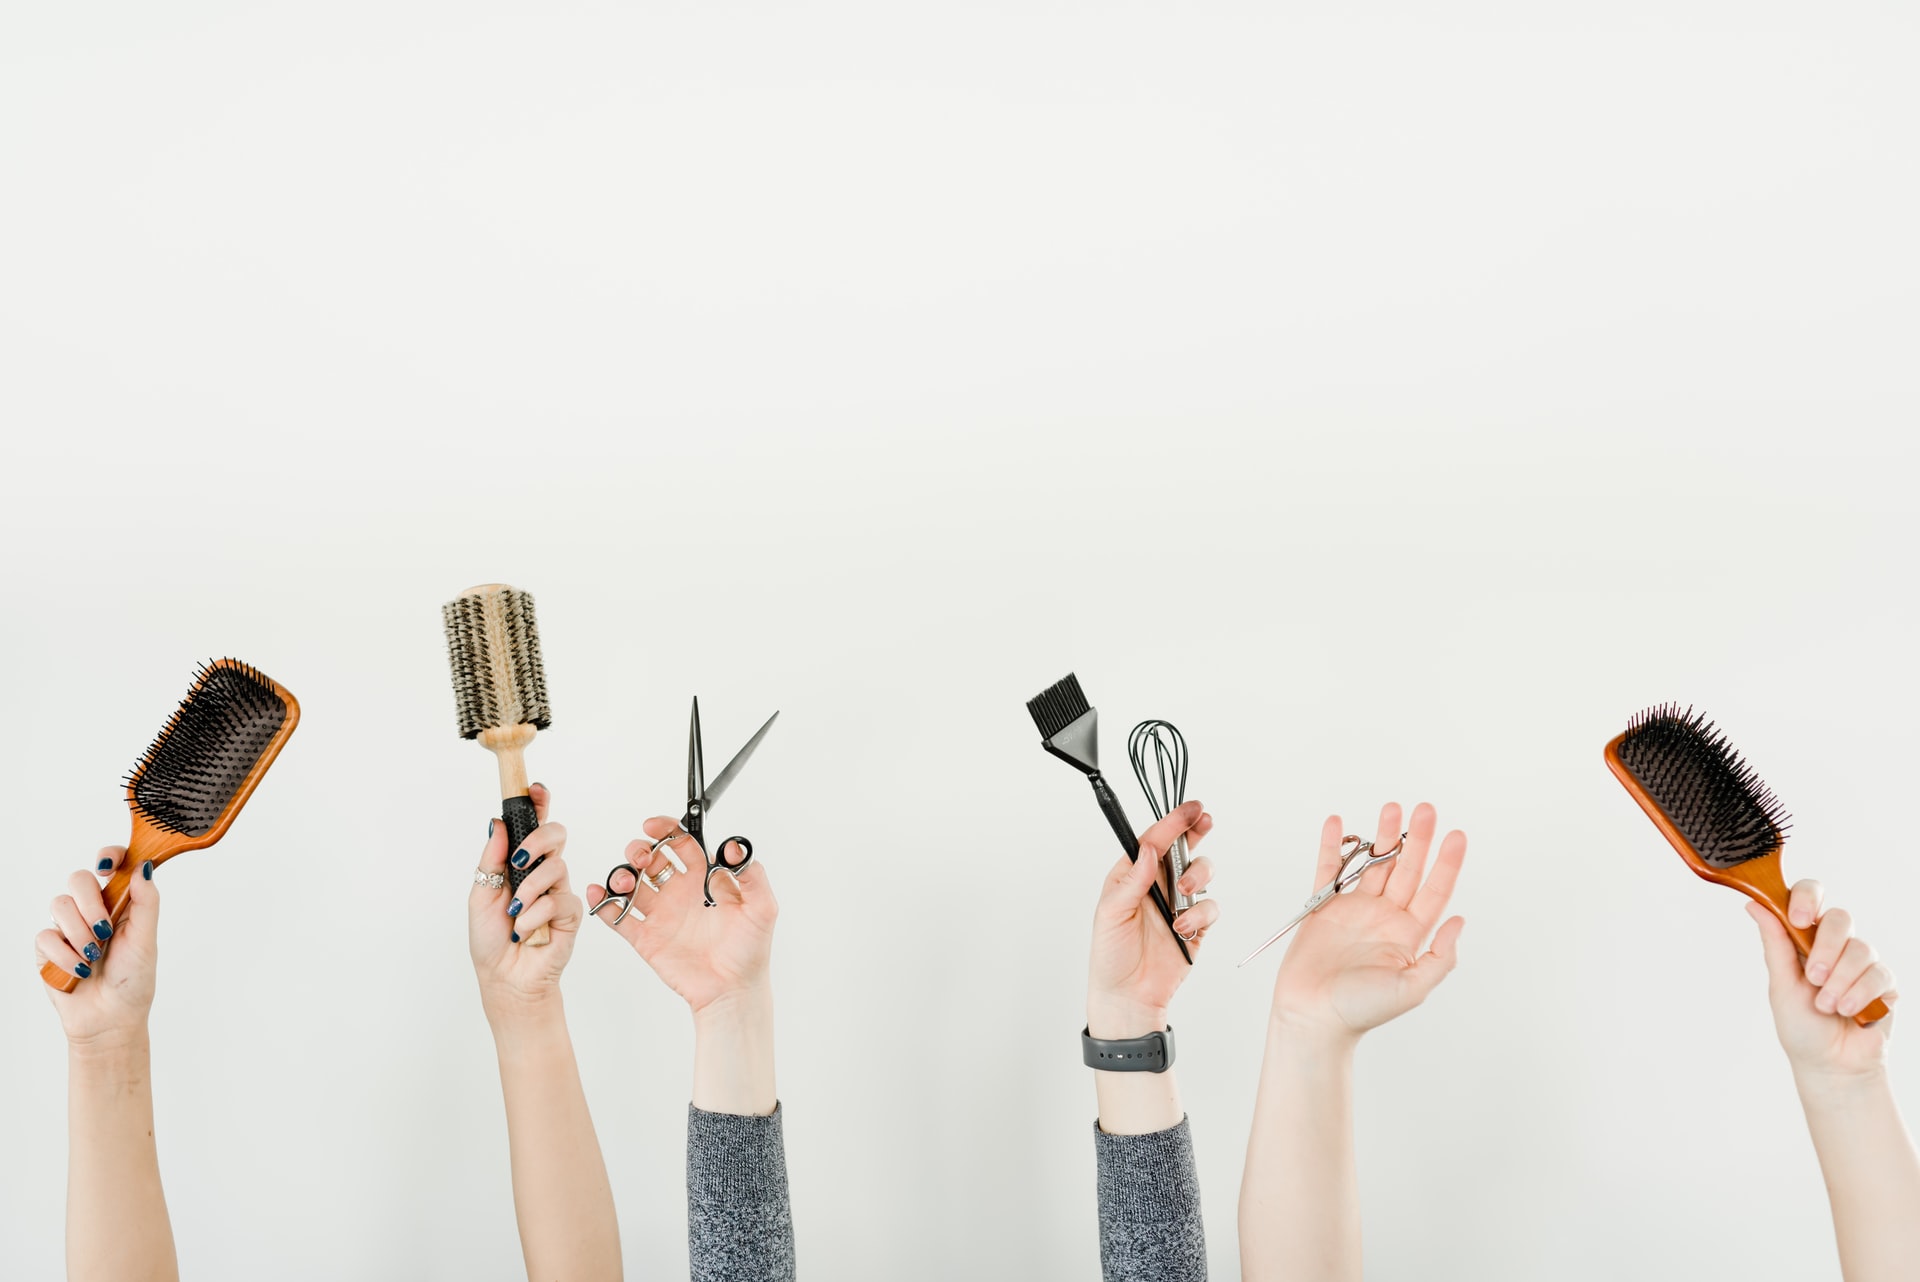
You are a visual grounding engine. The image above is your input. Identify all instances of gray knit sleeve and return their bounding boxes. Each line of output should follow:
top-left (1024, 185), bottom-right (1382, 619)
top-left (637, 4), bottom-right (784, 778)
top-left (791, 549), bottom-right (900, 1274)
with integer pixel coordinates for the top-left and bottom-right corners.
top-left (687, 1102), bottom-right (796, 1282)
top-left (1093, 1115), bottom-right (1207, 1282)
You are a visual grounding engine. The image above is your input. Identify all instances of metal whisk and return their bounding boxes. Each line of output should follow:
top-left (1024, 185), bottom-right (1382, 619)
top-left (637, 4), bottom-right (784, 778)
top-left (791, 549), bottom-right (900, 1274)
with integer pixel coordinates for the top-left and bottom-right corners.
top-left (1128, 719), bottom-right (1194, 913)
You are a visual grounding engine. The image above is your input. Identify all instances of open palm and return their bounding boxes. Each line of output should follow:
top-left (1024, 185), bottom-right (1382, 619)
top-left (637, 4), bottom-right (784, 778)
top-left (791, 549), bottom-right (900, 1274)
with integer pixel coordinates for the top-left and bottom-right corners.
top-left (1272, 804), bottom-right (1467, 1040)
top-left (588, 815), bottom-right (778, 1014)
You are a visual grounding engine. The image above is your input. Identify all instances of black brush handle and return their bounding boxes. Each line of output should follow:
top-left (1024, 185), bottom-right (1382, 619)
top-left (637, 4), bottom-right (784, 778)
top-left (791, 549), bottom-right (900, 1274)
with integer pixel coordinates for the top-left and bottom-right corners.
top-left (502, 793), bottom-right (542, 888)
top-left (1088, 774), bottom-right (1193, 966)
top-left (501, 793), bottom-right (552, 945)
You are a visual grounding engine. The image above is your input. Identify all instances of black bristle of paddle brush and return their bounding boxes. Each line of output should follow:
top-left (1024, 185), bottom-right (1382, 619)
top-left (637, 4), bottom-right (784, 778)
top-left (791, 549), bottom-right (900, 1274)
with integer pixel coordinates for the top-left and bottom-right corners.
top-left (1027, 672), bottom-right (1100, 773)
top-left (126, 661), bottom-right (289, 838)
top-left (1616, 704), bottom-right (1792, 868)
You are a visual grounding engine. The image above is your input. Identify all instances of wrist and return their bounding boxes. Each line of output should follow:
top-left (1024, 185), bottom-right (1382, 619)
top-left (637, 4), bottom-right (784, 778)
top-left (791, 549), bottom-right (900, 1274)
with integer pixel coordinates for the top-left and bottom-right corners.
top-left (1268, 1009), bottom-right (1362, 1059)
top-left (1793, 1061), bottom-right (1892, 1109)
top-left (482, 984), bottom-right (567, 1035)
top-left (1086, 995), bottom-right (1169, 1040)
top-left (691, 980), bottom-right (776, 1116)
top-left (67, 1025), bottom-right (151, 1071)
top-left (692, 979), bottom-right (774, 1032)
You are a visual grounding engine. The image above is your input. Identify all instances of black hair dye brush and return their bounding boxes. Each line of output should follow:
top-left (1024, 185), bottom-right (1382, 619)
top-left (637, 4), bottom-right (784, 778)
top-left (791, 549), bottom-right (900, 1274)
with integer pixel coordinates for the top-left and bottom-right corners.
top-left (1606, 703), bottom-right (1888, 1026)
top-left (1027, 673), bottom-right (1190, 965)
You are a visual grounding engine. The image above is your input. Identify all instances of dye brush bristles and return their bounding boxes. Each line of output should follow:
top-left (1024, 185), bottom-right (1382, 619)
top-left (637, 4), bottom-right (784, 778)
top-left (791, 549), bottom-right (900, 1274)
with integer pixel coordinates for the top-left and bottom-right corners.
top-left (42, 659), bottom-right (300, 993)
top-left (1605, 704), bottom-right (1888, 1025)
top-left (444, 583), bottom-right (555, 945)
top-left (1027, 673), bottom-right (1190, 965)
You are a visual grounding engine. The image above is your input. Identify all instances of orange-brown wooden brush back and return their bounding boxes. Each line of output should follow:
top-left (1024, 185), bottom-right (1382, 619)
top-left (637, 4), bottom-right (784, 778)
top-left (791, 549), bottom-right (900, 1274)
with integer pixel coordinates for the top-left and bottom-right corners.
top-left (1605, 733), bottom-right (1888, 1026)
top-left (41, 661), bottom-right (300, 994)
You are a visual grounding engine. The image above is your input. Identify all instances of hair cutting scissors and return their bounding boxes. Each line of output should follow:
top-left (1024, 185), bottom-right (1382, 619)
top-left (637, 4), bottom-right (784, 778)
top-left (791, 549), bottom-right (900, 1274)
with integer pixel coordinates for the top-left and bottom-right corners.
top-left (1236, 831), bottom-right (1408, 967)
top-left (588, 697), bottom-right (779, 925)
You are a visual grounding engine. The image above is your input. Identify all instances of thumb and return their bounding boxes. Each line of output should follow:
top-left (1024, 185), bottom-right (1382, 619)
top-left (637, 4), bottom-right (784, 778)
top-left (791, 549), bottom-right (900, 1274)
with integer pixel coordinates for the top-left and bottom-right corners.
top-left (1403, 915), bottom-right (1464, 1000)
top-left (1097, 842), bottom-right (1160, 919)
top-left (1746, 901), bottom-right (1803, 993)
top-left (121, 857), bottom-right (161, 945)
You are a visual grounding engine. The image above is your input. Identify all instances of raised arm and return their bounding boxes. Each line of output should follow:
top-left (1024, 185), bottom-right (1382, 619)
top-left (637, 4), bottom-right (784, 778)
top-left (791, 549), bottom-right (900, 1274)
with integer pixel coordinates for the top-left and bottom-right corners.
top-left (1084, 800), bottom-right (1219, 1282)
top-left (587, 814), bottom-right (792, 1282)
top-left (1238, 803), bottom-right (1467, 1282)
top-left (468, 784), bottom-right (619, 1281)
top-left (1747, 882), bottom-right (1920, 1282)
top-left (36, 847), bottom-right (177, 1282)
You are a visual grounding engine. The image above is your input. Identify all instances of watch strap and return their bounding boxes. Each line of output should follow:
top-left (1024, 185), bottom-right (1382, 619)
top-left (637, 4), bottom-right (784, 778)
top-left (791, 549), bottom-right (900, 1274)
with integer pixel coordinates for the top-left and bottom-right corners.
top-left (1081, 1024), bottom-right (1176, 1073)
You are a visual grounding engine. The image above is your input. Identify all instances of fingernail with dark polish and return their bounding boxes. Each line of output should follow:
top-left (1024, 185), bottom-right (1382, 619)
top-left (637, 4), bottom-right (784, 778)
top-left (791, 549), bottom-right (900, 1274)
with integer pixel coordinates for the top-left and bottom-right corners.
top-left (74, 962), bottom-right (92, 979)
top-left (97, 857), bottom-right (113, 873)
top-left (507, 898), bottom-right (523, 917)
top-left (83, 942), bottom-right (100, 963)
top-left (489, 819), bottom-right (495, 838)
top-left (142, 860), bottom-right (153, 881)
top-left (511, 931), bottom-right (520, 943)
top-left (92, 920), bottom-right (113, 942)
top-left (511, 849), bottom-right (530, 869)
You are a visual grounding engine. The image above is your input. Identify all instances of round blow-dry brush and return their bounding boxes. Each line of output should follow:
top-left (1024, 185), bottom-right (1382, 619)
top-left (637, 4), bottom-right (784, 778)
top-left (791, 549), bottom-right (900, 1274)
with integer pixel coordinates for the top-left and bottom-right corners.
top-left (42, 659), bottom-right (300, 993)
top-left (443, 583), bottom-right (554, 946)
top-left (1605, 704), bottom-right (1888, 1025)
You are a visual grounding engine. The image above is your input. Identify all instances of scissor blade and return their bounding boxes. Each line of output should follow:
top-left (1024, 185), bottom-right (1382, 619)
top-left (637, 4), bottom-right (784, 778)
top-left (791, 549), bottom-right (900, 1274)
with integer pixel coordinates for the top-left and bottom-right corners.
top-left (1236, 912), bottom-right (1310, 967)
top-left (688, 697), bottom-right (704, 804)
top-left (703, 711), bottom-right (779, 809)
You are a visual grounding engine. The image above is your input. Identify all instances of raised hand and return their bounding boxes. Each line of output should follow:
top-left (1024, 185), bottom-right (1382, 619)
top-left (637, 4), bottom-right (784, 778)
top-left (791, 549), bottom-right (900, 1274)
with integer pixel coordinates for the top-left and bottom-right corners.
top-left (586, 816), bottom-right (779, 1016)
top-left (1086, 800), bottom-right (1218, 1037)
top-left (469, 782), bottom-right (584, 1014)
top-left (36, 846), bottom-right (159, 1050)
top-left (1270, 802), bottom-right (1467, 1043)
top-left (1749, 882), bottom-right (1898, 1082)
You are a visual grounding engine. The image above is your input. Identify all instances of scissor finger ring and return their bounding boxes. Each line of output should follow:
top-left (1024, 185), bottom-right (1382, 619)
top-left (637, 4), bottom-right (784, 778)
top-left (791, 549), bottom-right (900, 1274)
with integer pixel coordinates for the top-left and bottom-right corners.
top-left (649, 833), bottom-right (690, 873)
top-left (588, 891), bottom-right (644, 925)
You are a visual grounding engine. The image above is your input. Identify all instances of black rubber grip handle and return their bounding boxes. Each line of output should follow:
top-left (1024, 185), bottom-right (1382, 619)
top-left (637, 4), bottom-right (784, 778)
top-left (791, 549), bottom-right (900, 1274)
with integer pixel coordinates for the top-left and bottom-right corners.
top-left (502, 793), bottom-right (542, 890)
top-left (1089, 774), bottom-right (1192, 965)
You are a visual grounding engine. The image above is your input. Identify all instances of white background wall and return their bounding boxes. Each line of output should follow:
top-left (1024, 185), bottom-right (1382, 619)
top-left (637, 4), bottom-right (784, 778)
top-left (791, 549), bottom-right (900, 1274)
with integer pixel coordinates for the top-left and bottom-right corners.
top-left (4, 4), bottom-right (1918, 1279)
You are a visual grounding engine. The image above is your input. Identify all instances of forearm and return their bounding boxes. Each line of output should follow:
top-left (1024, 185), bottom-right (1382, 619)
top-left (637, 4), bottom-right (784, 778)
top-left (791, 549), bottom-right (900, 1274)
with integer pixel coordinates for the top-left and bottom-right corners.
top-left (66, 1032), bottom-right (177, 1282)
top-left (489, 999), bottom-right (620, 1282)
top-left (691, 982), bottom-right (777, 1116)
top-left (687, 983), bottom-right (792, 1282)
top-left (1796, 1068), bottom-right (1920, 1282)
top-left (1238, 1021), bottom-right (1360, 1282)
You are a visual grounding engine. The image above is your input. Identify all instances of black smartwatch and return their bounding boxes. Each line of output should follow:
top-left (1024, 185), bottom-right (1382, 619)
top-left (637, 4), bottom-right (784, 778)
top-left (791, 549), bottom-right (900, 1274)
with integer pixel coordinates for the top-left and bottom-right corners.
top-left (1082, 1024), bottom-right (1176, 1073)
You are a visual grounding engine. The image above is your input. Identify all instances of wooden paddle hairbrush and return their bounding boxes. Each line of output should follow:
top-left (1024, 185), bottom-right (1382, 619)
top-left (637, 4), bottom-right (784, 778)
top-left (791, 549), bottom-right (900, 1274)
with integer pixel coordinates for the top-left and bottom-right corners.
top-left (1606, 704), bottom-right (1888, 1026)
top-left (443, 583), bottom-right (553, 946)
top-left (41, 659), bottom-right (299, 993)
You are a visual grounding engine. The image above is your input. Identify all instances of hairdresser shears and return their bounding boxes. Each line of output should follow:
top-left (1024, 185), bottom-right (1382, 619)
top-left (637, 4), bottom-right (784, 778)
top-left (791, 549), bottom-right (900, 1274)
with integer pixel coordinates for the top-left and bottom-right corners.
top-left (588, 698), bottom-right (779, 925)
top-left (1236, 831), bottom-right (1408, 967)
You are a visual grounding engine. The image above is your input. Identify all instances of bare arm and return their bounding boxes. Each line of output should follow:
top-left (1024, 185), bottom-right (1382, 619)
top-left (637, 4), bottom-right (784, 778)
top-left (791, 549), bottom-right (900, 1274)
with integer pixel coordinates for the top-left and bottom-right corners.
top-left (1749, 884), bottom-right (1920, 1282)
top-left (1239, 804), bottom-right (1467, 1282)
top-left (39, 848), bottom-right (177, 1282)
top-left (471, 785), bottom-right (620, 1281)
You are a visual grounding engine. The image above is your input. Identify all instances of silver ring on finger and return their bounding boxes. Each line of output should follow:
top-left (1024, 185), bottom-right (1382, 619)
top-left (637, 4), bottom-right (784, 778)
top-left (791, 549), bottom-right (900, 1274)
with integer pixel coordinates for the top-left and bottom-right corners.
top-left (474, 869), bottom-right (505, 890)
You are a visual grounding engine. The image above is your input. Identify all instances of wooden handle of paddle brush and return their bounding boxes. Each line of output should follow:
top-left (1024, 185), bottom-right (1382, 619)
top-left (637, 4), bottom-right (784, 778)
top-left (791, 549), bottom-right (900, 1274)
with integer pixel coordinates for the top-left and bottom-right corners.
top-left (1733, 858), bottom-right (1890, 1026)
top-left (38, 846), bottom-right (164, 993)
